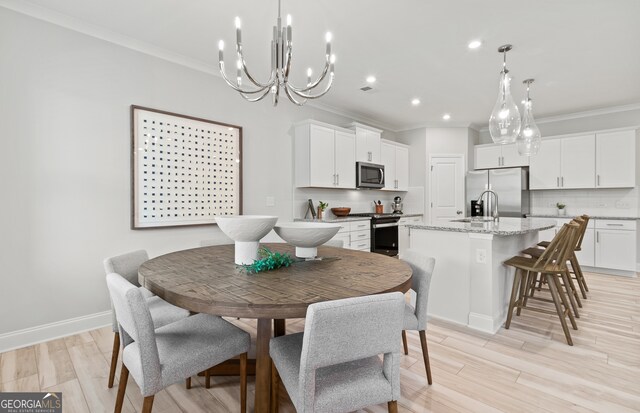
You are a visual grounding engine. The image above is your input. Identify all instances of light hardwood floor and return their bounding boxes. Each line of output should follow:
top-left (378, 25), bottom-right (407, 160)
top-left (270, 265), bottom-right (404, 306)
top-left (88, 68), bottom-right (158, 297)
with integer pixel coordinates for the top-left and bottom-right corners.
top-left (1, 271), bottom-right (639, 412)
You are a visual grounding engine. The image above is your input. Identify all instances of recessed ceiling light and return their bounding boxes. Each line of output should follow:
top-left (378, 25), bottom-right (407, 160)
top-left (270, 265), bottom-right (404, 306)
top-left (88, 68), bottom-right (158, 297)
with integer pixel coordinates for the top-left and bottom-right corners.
top-left (366, 75), bottom-right (376, 84)
top-left (442, 113), bottom-right (451, 120)
top-left (468, 40), bottom-right (482, 49)
top-left (411, 98), bottom-right (421, 106)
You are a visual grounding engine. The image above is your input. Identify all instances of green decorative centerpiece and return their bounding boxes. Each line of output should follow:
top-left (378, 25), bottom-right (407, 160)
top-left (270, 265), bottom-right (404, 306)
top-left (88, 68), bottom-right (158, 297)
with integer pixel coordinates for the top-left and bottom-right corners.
top-left (556, 202), bottom-right (566, 216)
top-left (241, 247), bottom-right (294, 274)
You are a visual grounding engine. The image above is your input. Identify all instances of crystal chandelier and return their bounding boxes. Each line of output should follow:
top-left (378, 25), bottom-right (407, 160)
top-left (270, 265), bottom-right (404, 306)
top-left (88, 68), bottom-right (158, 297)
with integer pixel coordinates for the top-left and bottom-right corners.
top-left (516, 79), bottom-right (542, 156)
top-left (217, 0), bottom-right (335, 106)
top-left (489, 45), bottom-right (521, 144)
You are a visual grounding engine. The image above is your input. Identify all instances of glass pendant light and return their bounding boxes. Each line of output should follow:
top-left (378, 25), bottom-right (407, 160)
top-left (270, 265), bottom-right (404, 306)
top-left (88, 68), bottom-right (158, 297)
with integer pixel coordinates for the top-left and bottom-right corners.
top-left (516, 79), bottom-right (542, 156)
top-left (489, 45), bottom-right (521, 144)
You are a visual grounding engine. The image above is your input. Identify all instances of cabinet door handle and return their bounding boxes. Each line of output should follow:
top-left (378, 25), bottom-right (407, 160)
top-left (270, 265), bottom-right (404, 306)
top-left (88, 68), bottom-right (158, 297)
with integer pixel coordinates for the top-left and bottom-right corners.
top-left (606, 223), bottom-right (624, 227)
top-left (561, 176), bottom-right (564, 187)
top-left (596, 231), bottom-right (599, 243)
top-left (557, 177), bottom-right (560, 187)
top-left (337, 174), bottom-right (340, 186)
top-left (501, 156), bottom-right (505, 166)
top-left (333, 174), bottom-right (337, 186)
top-left (597, 174), bottom-right (600, 186)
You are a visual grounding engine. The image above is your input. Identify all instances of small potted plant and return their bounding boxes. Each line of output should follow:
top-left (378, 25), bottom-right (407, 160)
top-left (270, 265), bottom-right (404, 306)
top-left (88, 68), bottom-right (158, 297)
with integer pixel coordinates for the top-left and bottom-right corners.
top-left (317, 201), bottom-right (328, 220)
top-left (556, 202), bottom-right (566, 216)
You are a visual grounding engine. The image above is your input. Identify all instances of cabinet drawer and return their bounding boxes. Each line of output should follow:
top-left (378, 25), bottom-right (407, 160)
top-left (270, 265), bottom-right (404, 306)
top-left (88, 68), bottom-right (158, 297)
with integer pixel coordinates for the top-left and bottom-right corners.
top-left (351, 239), bottom-right (371, 251)
top-left (595, 220), bottom-right (636, 231)
top-left (350, 220), bottom-right (370, 232)
top-left (351, 229), bottom-right (371, 242)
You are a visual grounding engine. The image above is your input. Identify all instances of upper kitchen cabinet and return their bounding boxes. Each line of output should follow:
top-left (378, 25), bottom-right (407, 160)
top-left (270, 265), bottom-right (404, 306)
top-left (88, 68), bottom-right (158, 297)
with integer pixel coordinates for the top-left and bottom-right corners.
top-left (596, 130), bottom-right (636, 188)
top-left (295, 120), bottom-right (356, 189)
top-left (530, 134), bottom-right (595, 189)
top-left (381, 140), bottom-right (409, 191)
top-left (348, 122), bottom-right (382, 163)
top-left (474, 143), bottom-right (528, 169)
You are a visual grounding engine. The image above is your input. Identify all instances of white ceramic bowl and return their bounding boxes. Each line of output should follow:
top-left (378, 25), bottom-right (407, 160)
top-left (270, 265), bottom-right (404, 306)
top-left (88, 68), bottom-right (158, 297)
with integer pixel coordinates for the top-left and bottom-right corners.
top-left (274, 222), bottom-right (341, 258)
top-left (215, 215), bottom-right (278, 264)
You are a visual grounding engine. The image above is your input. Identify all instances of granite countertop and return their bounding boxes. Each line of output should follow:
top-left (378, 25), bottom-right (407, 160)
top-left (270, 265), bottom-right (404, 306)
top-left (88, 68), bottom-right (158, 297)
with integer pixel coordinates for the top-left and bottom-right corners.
top-left (408, 217), bottom-right (556, 236)
top-left (295, 217), bottom-right (371, 223)
top-left (526, 214), bottom-right (639, 221)
top-left (398, 213), bottom-right (423, 218)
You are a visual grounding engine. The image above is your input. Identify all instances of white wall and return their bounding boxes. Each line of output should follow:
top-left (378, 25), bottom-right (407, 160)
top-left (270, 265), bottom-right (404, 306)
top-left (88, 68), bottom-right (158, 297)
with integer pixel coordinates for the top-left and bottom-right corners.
top-left (0, 8), bottom-right (382, 340)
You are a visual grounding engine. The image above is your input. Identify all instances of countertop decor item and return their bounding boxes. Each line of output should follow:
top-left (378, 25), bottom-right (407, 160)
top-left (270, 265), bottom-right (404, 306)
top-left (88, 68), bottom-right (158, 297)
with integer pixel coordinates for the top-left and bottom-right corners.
top-left (131, 106), bottom-right (242, 229)
top-left (274, 222), bottom-right (341, 258)
top-left (330, 207), bottom-right (351, 217)
top-left (217, 0), bottom-right (335, 106)
top-left (215, 215), bottom-right (278, 265)
top-left (317, 201), bottom-right (328, 220)
top-left (241, 247), bottom-right (294, 274)
top-left (489, 44), bottom-right (521, 144)
top-left (556, 202), bottom-right (567, 216)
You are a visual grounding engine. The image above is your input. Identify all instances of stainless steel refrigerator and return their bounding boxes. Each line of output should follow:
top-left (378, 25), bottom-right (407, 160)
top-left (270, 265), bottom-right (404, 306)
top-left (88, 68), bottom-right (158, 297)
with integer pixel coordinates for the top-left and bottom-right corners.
top-left (466, 168), bottom-right (530, 218)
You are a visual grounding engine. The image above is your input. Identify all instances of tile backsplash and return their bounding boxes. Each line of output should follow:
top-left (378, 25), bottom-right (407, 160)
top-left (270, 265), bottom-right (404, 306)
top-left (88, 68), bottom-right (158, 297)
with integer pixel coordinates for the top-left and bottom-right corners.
top-left (530, 188), bottom-right (639, 217)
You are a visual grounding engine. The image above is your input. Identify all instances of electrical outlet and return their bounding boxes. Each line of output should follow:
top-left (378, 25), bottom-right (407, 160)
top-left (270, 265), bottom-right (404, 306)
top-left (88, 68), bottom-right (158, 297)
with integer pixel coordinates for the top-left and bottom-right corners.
top-left (476, 249), bottom-right (487, 264)
top-left (266, 196), bottom-right (275, 207)
top-left (615, 201), bottom-right (630, 209)
top-left (598, 203), bottom-right (608, 208)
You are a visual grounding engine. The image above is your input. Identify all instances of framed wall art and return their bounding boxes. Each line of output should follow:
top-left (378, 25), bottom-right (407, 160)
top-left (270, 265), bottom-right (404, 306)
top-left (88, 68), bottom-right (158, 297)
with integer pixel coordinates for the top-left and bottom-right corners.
top-left (131, 105), bottom-right (242, 229)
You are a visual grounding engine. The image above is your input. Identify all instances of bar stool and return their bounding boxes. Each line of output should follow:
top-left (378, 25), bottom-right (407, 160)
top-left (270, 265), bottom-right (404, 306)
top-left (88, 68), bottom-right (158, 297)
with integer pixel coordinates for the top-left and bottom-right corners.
top-left (504, 221), bottom-right (580, 345)
top-left (525, 215), bottom-right (590, 299)
top-left (521, 217), bottom-right (587, 317)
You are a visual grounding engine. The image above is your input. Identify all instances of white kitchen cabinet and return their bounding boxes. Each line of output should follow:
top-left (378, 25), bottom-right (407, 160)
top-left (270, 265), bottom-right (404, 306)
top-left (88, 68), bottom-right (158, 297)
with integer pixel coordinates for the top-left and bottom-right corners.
top-left (295, 120), bottom-right (356, 189)
top-left (596, 228), bottom-right (636, 272)
top-left (474, 143), bottom-right (528, 169)
top-left (561, 134), bottom-right (595, 189)
top-left (329, 220), bottom-right (371, 251)
top-left (381, 140), bottom-right (409, 191)
top-left (577, 228), bottom-right (595, 267)
top-left (399, 216), bottom-right (424, 255)
top-left (349, 123), bottom-right (382, 163)
top-left (530, 134), bottom-right (595, 189)
top-left (530, 139), bottom-right (562, 189)
top-left (334, 130), bottom-right (356, 189)
top-left (596, 130), bottom-right (636, 188)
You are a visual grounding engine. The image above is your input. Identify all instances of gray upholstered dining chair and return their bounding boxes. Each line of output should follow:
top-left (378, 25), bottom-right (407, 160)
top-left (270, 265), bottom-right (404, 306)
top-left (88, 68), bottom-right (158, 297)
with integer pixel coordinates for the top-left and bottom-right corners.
top-left (107, 273), bottom-right (251, 413)
top-left (269, 292), bottom-right (405, 413)
top-left (399, 249), bottom-right (436, 385)
top-left (103, 250), bottom-right (190, 388)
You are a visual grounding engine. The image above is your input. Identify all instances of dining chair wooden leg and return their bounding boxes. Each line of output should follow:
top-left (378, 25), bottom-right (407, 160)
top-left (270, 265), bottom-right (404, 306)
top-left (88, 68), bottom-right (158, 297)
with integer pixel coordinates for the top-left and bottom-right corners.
top-left (401, 330), bottom-right (409, 355)
top-left (205, 369), bottom-right (211, 389)
top-left (270, 362), bottom-right (279, 413)
top-left (564, 269), bottom-right (582, 310)
top-left (570, 255), bottom-right (588, 298)
top-left (546, 274), bottom-right (573, 346)
top-left (114, 364), bottom-right (129, 413)
top-left (108, 332), bottom-right (120, 388)
top-left (419, 330), bottom-right (433, 385)
top-left (240, 352), bottom-right (247, 413)
top-left (274, 319), bottom-right (286, 337)
top-left (141, 395), bottom-right (154, 413)
top-left (505, 269), bottom-right (522, 329)
top-left (185, 377), bottom-right (191, 389)
top-left (388, 400), bottom-right (398, 413)
top-left (553, 275), bottom-right (578, 330)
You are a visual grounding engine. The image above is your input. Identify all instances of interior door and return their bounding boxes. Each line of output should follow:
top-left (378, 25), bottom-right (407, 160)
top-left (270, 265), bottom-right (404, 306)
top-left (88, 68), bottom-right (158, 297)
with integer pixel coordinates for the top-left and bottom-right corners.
top-left (430, 156), bottom-right (465, 223)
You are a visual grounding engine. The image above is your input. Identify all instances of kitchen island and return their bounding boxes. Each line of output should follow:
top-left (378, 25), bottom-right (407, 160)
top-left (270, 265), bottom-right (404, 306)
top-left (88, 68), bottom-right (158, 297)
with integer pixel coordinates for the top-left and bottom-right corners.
top-left (408, 217), bottom-right (556, 333)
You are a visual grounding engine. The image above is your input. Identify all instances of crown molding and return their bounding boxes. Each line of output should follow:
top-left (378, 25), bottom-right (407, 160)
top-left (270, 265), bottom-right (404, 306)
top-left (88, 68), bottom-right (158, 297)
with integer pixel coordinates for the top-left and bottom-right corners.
top-left (395, 121), bottom-right (479, 133)
top-left (478, 102), bottom-right (640, 133)
top-left (0, 0), bottom-right (400, 132)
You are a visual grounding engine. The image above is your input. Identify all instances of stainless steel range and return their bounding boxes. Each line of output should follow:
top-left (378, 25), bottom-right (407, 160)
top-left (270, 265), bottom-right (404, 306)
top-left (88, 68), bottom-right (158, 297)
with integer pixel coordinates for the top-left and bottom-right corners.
top-left (348, 213), bottom-right (402, 256)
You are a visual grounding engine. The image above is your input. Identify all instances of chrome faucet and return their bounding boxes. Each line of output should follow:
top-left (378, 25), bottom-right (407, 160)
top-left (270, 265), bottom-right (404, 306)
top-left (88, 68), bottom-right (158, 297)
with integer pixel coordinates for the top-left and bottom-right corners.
top-left (477, 190), bottom-right (499, 221)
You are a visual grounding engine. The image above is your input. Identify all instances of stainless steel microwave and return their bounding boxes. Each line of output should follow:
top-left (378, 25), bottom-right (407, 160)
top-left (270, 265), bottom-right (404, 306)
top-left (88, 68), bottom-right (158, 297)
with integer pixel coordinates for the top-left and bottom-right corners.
top-left (356, 162), bottom-right (385, 189)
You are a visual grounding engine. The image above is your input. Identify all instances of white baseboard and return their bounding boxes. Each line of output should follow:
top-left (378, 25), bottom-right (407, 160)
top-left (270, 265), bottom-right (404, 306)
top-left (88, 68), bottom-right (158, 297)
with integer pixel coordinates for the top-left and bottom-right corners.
top-left (0, 311), bottom-right (112, 353)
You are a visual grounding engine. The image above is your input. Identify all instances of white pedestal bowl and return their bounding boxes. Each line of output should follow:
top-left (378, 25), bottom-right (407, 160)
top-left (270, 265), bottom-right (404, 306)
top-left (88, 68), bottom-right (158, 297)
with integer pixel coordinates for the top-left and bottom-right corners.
top-left (215, 215), bottom-right (278, 265)
top-left (274, 222), bottom-right (341, 259)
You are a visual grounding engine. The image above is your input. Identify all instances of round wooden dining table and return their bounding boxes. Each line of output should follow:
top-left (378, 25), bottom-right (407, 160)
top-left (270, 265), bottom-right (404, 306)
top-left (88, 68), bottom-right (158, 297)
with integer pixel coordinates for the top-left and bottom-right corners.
top-left (138, 243), bottom-right (413, 413)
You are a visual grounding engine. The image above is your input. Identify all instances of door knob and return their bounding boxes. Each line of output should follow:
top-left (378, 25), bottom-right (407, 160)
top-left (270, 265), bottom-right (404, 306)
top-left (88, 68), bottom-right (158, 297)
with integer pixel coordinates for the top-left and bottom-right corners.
top-left (456, 210), bottom-right (463, 215)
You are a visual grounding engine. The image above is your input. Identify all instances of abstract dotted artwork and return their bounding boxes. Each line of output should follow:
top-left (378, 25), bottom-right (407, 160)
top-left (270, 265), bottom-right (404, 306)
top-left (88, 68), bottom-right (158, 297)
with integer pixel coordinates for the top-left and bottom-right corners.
top-left (131, 106), bottom-right (242, 229)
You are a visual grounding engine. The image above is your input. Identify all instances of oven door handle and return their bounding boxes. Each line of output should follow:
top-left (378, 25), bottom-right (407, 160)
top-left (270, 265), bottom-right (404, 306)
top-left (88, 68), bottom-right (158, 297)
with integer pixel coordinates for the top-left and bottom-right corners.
top-left (373, 223), bottom-right (399, 229)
